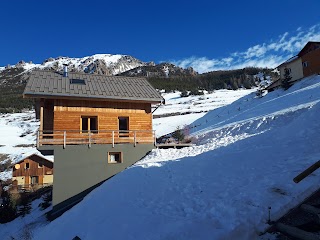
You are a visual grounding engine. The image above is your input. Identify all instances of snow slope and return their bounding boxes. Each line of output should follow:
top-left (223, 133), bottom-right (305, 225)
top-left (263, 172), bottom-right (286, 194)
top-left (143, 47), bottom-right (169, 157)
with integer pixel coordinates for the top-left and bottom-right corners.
top-left (26, 75), bottom-right (320, 239)
top-left (153, 89), bottom-right (255, 137)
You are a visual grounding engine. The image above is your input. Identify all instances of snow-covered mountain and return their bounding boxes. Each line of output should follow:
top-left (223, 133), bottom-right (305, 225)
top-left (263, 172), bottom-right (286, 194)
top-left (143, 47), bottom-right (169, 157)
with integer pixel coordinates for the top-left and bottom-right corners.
top-left (1, 54), bottom-right (148, 76)
top-left (2, 74), bottom-right (320, 239)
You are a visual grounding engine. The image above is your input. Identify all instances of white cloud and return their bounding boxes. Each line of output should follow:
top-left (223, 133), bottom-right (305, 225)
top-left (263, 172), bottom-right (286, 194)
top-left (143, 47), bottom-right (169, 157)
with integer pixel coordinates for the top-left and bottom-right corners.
top-left (172, 23), bottom-right (320, 73)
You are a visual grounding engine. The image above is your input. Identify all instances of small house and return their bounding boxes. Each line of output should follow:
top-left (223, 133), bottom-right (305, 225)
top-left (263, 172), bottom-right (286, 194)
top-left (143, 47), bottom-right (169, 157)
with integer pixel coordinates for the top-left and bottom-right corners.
top-left (12, 153), bottom-right (53, 190)
top-left (23, 69), bottom-right (162, 215)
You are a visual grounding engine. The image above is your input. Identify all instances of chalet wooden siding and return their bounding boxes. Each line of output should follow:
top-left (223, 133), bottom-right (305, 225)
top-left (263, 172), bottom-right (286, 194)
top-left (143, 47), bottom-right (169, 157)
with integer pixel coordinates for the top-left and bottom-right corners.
top-left (301, 46), bottom-right (320, 77)
top-left (53, 100), bottom-right (152, 131)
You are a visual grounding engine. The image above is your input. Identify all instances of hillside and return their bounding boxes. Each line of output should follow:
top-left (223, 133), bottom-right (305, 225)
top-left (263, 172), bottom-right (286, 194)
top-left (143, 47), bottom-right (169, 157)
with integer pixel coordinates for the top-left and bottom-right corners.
top-left (145, 67), bottom-right (276, 93)
top-left (3, 74), bottom-right (317, 239)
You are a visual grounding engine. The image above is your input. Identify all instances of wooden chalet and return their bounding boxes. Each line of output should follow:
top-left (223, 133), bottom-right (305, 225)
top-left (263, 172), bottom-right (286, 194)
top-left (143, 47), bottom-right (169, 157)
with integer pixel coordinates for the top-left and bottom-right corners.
top-left (23, 69), bottom-right (163, 216)
top-left (12, 153), bottom-right (53, 191)
top-left (24, 70), bottom-right (163, 147)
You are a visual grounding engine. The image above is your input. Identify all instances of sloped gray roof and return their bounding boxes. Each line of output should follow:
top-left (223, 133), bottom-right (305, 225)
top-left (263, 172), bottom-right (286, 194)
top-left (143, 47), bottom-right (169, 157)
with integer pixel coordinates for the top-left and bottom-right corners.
top-left (23, 70), bottom-right (162, 103)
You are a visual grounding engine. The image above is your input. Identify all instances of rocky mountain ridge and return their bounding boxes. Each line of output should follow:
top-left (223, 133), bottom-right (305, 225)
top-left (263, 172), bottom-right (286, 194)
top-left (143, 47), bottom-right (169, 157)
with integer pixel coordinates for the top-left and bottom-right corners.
top-left (0, 54), bottom-right (150, 76)
top-left (0, 53), bottom-right (200, 112)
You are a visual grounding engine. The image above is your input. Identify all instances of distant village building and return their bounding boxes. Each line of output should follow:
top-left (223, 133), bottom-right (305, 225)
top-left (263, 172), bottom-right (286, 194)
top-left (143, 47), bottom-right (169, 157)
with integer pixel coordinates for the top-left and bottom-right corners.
top-left (23, 69), bottom-right (162, 216)
top-left (12, 153), bottom-right (53, 190)
top-left (266, 41), bottom-right (320, 92)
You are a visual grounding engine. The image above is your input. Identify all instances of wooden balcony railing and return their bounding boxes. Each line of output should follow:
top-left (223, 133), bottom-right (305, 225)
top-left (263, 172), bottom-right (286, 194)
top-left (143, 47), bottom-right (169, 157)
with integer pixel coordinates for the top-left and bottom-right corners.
top-left (37, 130), bottom-right (156, 148)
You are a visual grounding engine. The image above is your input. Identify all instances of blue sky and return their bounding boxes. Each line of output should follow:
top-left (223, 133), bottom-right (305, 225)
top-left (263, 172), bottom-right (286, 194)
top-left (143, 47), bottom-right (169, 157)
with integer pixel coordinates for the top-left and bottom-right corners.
top-left (1, 0), bottom-right (320, 73)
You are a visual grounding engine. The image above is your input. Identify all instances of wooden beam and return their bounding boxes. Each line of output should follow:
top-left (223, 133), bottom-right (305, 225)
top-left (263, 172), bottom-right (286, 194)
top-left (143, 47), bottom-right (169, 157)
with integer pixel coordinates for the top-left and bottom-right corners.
top-left (39, 99), bottom-right (44, 146)
top-left (39, 99), bottom-right (44, 132)
top-left (293, 160), bottom-right (320, 183)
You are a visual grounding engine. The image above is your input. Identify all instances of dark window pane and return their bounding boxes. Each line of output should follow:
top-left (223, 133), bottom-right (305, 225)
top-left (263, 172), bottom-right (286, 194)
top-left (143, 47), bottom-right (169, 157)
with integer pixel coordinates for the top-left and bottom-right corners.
top-left (90, 117), bottom-right (97, 132)
top-left (82, 117), bottom-right (88, 132)
top-left (31, 176), bottom-right (39, 184)
top-left (119, 117), bottom-right (128, 131)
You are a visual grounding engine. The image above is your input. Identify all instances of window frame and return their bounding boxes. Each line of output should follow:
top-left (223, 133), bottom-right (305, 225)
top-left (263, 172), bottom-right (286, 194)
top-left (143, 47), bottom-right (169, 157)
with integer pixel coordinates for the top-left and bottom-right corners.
top-left (38, 163), bottom-right (43, 168)
top-left (81, 116), bottom-right (98, 134)
top-left (25, 162), bottom-right (30, 170)
top-left (31, 176), bottom-right (39, 184)
top-left (118, 116), bottom-right (129, 137)
top-left (108, 152), bottom-right (123, 164)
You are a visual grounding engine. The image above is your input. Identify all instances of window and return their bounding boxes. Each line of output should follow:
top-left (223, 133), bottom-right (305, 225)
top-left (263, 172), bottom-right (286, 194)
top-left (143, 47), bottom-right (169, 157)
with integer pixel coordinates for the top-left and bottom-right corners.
top-left (81, 116), bottom-right (98, 133)
top-left (118, 117), bottom-right (129, 137)
top-left (38, 163), bottom-right (43, 168)
top-left (303, 61), bottom-right (308, 67)
top-left (70, 79), bottom-right (86, 85)
top-left (31, 176), bottom-right (39, 184)
top-left (284, 68), bottom-right (291, 75)
top-left (25, 163), bottom-right (30, 169)
top-left (108, 152), bottom-right (122, 164)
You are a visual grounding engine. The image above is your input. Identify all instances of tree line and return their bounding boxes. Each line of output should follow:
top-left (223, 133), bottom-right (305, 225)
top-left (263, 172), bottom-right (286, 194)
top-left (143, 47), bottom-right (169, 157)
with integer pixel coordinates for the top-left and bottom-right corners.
top-left (147, 67), bottom-right (277, 93)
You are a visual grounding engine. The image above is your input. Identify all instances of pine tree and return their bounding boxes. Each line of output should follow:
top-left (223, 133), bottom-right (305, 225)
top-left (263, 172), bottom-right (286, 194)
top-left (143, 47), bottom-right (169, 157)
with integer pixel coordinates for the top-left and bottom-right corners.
top-left (39, 191), bottom-right (52, 210)
top-left (282, 67), bottom-right (292, 90)
top-left (172, 126), bottom-right (185, 143)
top-left (18, 194), bottom-right (32, 217)
top-left (0, 190), bottom-right (17, 223)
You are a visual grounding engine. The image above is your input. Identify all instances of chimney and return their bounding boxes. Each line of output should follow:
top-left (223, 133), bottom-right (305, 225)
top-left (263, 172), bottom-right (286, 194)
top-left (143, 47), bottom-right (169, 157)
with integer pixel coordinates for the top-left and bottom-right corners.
top-left (63, 64), bottom-right (68, 77)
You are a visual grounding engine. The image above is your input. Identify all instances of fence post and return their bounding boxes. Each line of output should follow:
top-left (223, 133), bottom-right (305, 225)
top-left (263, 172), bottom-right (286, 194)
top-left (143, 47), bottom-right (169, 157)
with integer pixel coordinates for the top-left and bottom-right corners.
top-left (112, 131), bottom-right (114, 148)
top-left (63, 131), bottom-right (66, 149)
top-left (88, 131), bottom-right (91, 148)
top-left (37, 131), bottom-right (40, 148)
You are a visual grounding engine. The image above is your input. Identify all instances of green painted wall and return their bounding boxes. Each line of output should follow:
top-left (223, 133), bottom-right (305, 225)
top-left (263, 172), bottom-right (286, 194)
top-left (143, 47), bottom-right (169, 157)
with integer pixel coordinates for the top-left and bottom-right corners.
top-left (39, 144), bottom-right (154, 214)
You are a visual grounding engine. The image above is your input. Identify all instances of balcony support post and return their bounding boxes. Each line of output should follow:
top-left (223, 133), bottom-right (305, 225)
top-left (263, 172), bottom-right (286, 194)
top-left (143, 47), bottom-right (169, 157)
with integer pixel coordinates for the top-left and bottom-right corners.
top-left (63, 131), bottom-right (66, 149)
top-left (112, 131), bottom-right (114, 148)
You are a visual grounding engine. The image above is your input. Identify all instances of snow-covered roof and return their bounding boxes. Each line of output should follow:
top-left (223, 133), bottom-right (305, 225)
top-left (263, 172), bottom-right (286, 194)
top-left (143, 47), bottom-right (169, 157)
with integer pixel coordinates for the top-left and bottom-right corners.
top-left (276, 55), bottom-right (299, 68)
top-left (13, 151), bottom-right (54, 165)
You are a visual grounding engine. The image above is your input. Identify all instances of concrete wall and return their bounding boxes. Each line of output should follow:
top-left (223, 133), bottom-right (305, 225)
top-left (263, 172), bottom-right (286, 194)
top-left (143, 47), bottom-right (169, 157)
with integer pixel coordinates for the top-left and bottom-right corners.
top-left (40, 143), bottom-right (154, 213)
top-left (279, 58), bottom-right (303, 82)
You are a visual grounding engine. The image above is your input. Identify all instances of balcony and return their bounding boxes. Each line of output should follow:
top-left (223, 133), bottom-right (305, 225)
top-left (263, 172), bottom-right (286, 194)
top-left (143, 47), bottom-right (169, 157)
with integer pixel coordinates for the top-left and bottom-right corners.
top-left (37, 130), bottom-right (156, 148)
